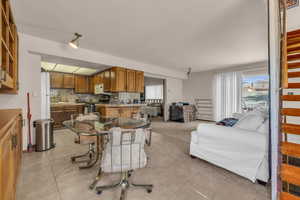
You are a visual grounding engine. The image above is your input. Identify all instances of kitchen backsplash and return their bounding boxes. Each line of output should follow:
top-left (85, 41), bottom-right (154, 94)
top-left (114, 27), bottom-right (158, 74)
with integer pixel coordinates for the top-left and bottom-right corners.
top-left (111, 92), bottom-right (140, 103)
top-left (50, 89), bottom-right (100, 103)
top-left (51, 89), bottom-right (140, 104)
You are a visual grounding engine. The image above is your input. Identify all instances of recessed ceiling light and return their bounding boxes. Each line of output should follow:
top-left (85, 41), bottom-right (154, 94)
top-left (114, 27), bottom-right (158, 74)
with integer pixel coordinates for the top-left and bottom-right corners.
top-left (69, 33), bottom-right (82, 49)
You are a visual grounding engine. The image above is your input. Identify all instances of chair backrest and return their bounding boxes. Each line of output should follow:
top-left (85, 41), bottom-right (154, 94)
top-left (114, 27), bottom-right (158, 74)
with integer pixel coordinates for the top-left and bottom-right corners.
top-left (101, 127), bottom-right (147, 173)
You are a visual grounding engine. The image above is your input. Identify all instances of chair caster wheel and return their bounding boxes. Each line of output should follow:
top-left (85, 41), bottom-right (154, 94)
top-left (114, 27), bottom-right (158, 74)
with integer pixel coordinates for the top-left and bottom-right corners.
top-left (71, 157), bottom-right (75, 162)
top-left (147, 189), bottom-right (152, 193)
top-left (96, 190), bottom-right (102, 195)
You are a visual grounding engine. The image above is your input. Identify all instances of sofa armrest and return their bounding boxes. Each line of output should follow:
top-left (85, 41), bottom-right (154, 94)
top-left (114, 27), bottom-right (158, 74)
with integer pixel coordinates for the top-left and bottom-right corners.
top-left (191, 131), bottom-right (199, 144)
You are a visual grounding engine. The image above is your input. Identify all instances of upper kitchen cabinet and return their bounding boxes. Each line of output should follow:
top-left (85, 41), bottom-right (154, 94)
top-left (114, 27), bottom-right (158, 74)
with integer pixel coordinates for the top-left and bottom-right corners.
top-left (135, 71), bottom-right (144, 93)
top-left (0, 0), bottom-right (19, 94)
top-left (63, 74), bottom-right (75, 89)
top-left (50, 72), bottom-right (64, 88)
top-left (103, 70), bottom-right (111, 92)
top-left (93, 72), bottom-right (103, 85)
top-left (75, 75), bottom-right (89, 93)
top-left (88, 76), bottom-right (94, 94)
top-left (111, 67), bottom-right (126, 92)
top-left (126, 69), bottom-right (136, 92)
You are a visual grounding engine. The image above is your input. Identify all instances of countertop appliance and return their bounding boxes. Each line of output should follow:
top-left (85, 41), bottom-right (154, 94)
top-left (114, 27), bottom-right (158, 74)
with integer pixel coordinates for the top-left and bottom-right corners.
top-left (94, 84), bottom-right (104, 94)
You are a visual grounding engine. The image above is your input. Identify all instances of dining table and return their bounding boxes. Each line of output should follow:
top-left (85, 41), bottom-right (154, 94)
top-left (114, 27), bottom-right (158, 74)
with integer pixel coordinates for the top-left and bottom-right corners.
top-left (63, 116), bottom-right (151, 190)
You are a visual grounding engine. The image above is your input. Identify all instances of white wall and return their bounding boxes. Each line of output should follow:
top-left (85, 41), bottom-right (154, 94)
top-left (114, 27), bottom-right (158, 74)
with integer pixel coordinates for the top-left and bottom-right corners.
top-left (0, 33), bottom-right (185, 150)
top-left (0, 34), bottom-right (42, 150)
top-left (182, 70), bottom-right (215, 104)
top-left (183, 62), bottom-right (268, 104)
top-left (287, 6), bottom-right (300, 31)
top-left (144, 77), bottom-right (164, 86)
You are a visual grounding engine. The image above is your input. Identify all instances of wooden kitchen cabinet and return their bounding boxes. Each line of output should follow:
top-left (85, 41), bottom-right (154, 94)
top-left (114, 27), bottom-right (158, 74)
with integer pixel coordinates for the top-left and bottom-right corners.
top-left (119, 107), bottom-right (132, 118)
top-left (111, 67), bottom-right (126, 92)
top-left (0, 109), bottom-right (22, 200)
top-left (63, 74), bottom-right (75, 89)
top-left (50, 72), bottom-right (64, 88)
top-left (75, 75), bottom-right (89, 93)
top-left (103, 70), bottom-right (111, 92)
top-left (135, 71), bottom-right (144, 93)
top-left (0, 0), bottom-right (19, 94)
top-left (88, 76), bottom-right (94, 94)
top-left (93, 73), bottom-right (103, 85)
top-left (126, 69), bottom-right (136, 92)
top-left (51, 105), bottom-right (83, 129)
top-left (97, 106), bottom-right (141, 118)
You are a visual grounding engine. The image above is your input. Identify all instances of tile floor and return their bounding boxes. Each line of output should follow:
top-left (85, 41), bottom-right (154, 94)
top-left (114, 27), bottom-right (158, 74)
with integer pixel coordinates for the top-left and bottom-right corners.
top-left (17, 121), bottom-right (270, 200)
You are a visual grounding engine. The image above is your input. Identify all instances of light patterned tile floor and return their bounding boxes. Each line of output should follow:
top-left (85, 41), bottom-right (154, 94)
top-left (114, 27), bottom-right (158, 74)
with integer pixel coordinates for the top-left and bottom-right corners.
top-left (17, 120), bottom-right (270, 200)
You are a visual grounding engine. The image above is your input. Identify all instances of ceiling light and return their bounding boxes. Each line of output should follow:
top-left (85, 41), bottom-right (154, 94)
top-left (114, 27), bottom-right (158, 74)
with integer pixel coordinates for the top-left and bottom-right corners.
top-left (69, 33), bottom-right (82, 49)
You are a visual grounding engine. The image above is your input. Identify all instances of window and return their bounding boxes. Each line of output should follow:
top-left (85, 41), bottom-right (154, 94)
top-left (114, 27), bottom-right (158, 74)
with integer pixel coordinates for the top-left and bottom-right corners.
top-left (145, 85), bottom-right (163, 99)
top-left (241, 72), bottom-right (269, 112)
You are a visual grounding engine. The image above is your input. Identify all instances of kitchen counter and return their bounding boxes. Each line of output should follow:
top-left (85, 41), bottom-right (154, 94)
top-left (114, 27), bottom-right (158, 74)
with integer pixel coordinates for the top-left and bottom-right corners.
top-left (51, 103), bottom-right (85, 107)
top-left (95, 104), bottom-right (146, 107)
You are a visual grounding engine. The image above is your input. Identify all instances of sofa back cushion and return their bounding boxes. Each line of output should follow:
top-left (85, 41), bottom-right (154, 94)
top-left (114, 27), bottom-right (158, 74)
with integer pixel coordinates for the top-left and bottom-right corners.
top-left (233, 111), bottom-right (265, 131)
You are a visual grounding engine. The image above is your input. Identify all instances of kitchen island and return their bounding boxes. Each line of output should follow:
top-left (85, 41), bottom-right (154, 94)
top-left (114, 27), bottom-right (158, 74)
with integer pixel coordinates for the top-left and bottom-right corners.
top-left (96, 104), bottom-right (146, 118)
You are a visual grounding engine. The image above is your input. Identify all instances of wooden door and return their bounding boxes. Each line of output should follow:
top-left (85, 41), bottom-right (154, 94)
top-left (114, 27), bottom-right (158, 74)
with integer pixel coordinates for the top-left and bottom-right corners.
top-left (15, 115), bottom-right (22, 177)
top-left (120, 107), bottom-right (132, 118)
top-left (135, 71), bottom-right (144, 93)
top-left (0, 126), bottom-right (14, 200)
top-left (63, 74), bottom-right (75, 89)
top-left (111, 67), bottom-right (126, 92)
top-left (126, 70), bottom-right (136, 92)
top-left (94, 73), bottom-right (102, 85)
top-left (104, 107), bottom-right (120, 118)
top-left (75, 75), bottom-right (89, 93)
top-left (116, 68), bottom-right (126, 92)
top-left (88, 76), bottom-right (94, 94)
top-left (104, 70), bottom-right (111, 92)
top-left (51, 109), bottom-right (64, 129)
top-left (50, 72), bottom-right (64, 88)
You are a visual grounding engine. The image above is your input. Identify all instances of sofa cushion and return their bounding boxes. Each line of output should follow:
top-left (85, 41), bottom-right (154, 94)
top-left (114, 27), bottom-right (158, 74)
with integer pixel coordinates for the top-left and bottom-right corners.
top-left (257, 119), bottom-right (269, 134)
top-left (233, 111), bottom-right (264, 131)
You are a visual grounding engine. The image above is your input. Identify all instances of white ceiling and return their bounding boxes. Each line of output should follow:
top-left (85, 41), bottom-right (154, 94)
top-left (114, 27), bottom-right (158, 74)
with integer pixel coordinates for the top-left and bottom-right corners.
top-left (12, 0), bottom-right (268, 72)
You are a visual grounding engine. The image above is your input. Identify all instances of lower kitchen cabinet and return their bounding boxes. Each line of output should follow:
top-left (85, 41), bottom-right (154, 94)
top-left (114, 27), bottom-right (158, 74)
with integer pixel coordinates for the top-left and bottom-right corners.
top-left (51, 105), bottom-right (83, 129)
top-left (0, 109), bottom-right (22, 200)
top-left (97, 106), bottom-right (141, 118)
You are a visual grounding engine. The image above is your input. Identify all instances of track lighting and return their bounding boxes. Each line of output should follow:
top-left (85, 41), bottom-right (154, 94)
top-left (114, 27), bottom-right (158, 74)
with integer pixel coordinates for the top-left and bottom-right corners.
top-left (69, 33), bottom-right (82, 49)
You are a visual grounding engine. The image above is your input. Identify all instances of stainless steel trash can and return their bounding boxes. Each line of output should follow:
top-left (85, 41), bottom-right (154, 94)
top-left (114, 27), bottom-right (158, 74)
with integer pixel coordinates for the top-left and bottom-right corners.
top-left (33, 119), bottom-right (55, 152)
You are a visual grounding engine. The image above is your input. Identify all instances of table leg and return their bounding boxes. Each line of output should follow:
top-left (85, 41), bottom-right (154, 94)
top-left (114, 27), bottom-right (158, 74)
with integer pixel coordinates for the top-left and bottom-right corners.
top-left (89, 166), bottom-right (102, 190)
top-left (89, 135), bottom-right (103, 190)
top-left (79, 136), bottom-right (101, 169)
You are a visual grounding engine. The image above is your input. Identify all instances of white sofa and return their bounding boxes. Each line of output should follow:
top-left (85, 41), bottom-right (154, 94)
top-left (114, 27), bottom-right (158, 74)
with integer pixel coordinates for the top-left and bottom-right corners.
top-left (190, 112), bottom-right (269, 183)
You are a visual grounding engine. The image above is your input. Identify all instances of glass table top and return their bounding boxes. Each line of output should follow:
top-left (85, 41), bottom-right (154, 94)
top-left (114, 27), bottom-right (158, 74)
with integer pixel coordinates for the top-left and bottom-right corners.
top-left (63, 117), bottom-right (150, 136)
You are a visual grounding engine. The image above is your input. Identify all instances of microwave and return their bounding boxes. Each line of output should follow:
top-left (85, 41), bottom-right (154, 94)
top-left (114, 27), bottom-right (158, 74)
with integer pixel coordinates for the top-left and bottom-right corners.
top-left (94, 84), bottom-right (104, 94)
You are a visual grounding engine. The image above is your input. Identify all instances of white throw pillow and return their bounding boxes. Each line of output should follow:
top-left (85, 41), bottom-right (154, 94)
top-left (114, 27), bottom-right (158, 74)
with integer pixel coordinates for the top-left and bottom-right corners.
top-left (234, 111), bottom-right (265, 131)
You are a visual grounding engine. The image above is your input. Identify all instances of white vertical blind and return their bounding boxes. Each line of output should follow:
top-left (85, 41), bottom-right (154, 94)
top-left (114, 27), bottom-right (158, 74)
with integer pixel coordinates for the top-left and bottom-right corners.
top-left (145, 85), bottom-right (163, 99)
top-left (214, 71), bottom-right (242, 121)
